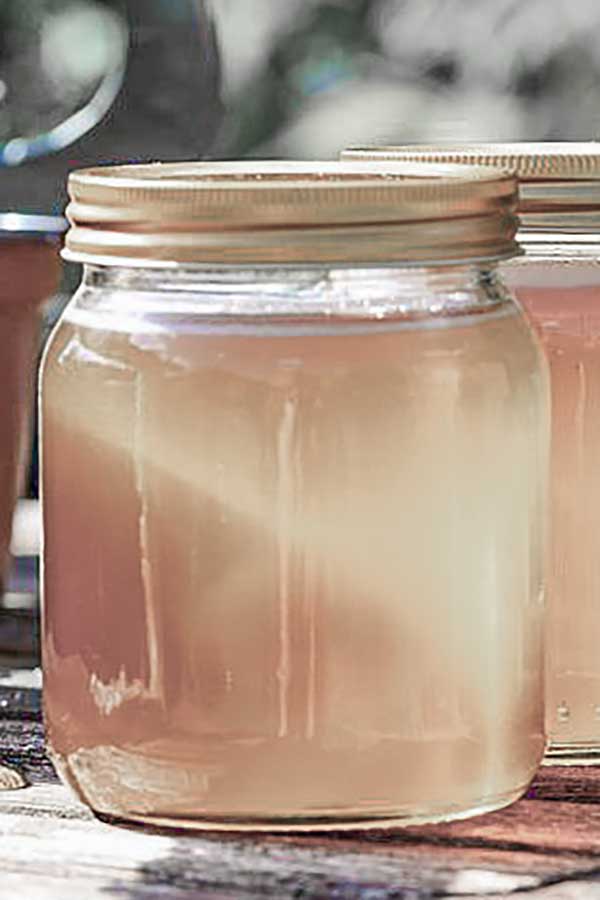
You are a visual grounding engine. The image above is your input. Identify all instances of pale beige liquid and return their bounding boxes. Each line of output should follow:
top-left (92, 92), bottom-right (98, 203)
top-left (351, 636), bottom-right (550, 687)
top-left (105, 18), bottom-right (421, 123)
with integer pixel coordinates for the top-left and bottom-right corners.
top-left (42, 297), bottom-right (546, 828)
top-left (509, 261), bottom-right (600, 761)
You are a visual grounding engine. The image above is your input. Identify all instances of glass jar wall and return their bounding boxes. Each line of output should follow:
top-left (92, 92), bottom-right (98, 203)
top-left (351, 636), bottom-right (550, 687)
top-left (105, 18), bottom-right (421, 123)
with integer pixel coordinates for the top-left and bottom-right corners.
top-left (505, 239), bottom-right (600, 762)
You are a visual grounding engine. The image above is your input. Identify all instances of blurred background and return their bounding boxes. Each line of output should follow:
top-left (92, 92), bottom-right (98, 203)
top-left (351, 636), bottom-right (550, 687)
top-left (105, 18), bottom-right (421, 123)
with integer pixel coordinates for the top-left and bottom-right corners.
top-left (3, 0), bottom-right (600, 207)
top-left (213, 0), bottom-right (600, 156)
top-left (1, 0), bottom-right (600, 663)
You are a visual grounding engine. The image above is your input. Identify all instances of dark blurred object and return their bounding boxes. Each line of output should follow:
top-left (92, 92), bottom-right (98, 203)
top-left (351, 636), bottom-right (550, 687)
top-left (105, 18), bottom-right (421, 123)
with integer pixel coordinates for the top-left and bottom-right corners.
top-left (213, 0), bottom-right (600, 159)
top-left (1, 498), bottom-right (39, 665)
top-left (215, 0), bottom-right (377, 157)
top-left (0, 218), bottom-right (63, 658)
top-left (0, 219), bottom-right (63, 561)
top-left (0, 0), bottom-right (222, 215)
top-left (0, 0), bottom-right (127, 170)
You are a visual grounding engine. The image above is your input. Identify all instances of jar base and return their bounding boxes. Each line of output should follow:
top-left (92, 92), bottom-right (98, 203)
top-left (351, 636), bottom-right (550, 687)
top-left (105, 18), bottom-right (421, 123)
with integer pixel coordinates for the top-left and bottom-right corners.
top-left (92, 785), bottom-right (529, 833)
top-left (543, 742), bottom-right (600, 767)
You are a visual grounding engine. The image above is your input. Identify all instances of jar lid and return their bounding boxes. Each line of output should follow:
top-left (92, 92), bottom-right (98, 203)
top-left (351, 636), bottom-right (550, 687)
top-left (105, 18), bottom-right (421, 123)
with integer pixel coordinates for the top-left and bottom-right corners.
top-left (63, 160), bottom-right (519, 266)
top-left (343, 143), bottom-right (600, 233)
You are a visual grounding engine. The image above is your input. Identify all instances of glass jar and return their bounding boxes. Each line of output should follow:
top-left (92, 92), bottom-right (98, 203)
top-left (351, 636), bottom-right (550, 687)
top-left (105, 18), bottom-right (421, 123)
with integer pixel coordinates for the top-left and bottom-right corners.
top-left (343, 143), bottom-right (600, 765)
top-left (506, 234), bottom-right (600, 765)
top-left (41, 160), bottom-right (548, 829)
top-left (0, 216), bottom-right (63, 597)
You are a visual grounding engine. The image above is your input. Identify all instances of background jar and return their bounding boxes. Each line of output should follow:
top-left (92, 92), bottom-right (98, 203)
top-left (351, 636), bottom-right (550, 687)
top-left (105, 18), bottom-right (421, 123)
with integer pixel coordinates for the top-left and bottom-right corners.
top-left (0, 217), bottom-right (63, 599)
top-left (41, 160), bottom-right (547, 829)
top-left (343, 143), bottom-right (600, 766)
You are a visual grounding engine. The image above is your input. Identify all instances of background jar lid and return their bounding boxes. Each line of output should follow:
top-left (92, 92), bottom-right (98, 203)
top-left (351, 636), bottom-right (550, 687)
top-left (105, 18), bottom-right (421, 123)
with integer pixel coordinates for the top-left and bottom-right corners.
top-left (0, 213), bottom-right (66, 240)
top-left (63, 159), bottom-right (519, 267)
top-left (343, 143), bottom-right (600, 233)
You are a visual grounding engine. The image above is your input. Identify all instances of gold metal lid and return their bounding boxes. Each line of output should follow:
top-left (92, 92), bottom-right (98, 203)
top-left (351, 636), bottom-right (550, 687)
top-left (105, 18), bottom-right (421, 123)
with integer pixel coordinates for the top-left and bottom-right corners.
top-left (343, 143), bottom-right (600, 232)
top-left (63, 160), bottom-right (519, 266)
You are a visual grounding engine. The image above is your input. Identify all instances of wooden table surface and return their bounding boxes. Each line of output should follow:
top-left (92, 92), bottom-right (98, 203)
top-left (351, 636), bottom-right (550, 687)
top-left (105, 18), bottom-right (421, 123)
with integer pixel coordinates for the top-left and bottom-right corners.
top-left (2, 669), bottom-right (600, 899)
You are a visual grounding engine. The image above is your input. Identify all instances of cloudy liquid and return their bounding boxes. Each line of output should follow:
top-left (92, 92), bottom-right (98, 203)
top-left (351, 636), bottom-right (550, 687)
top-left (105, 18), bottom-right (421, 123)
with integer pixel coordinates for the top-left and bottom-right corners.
top-left (509, 261), bottom-right (600, 762)
top-left (41, 298), bottom-right (546, 828)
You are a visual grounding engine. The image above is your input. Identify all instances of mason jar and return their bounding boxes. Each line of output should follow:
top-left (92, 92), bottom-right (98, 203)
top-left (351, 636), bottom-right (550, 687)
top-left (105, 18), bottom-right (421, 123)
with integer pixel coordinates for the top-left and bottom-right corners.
top-left (41, 160), bottom-right (548, 829)
top-left (344, 143), bottom-right (600, 766)
top-left (0, 215), bottom-right (63, 600)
